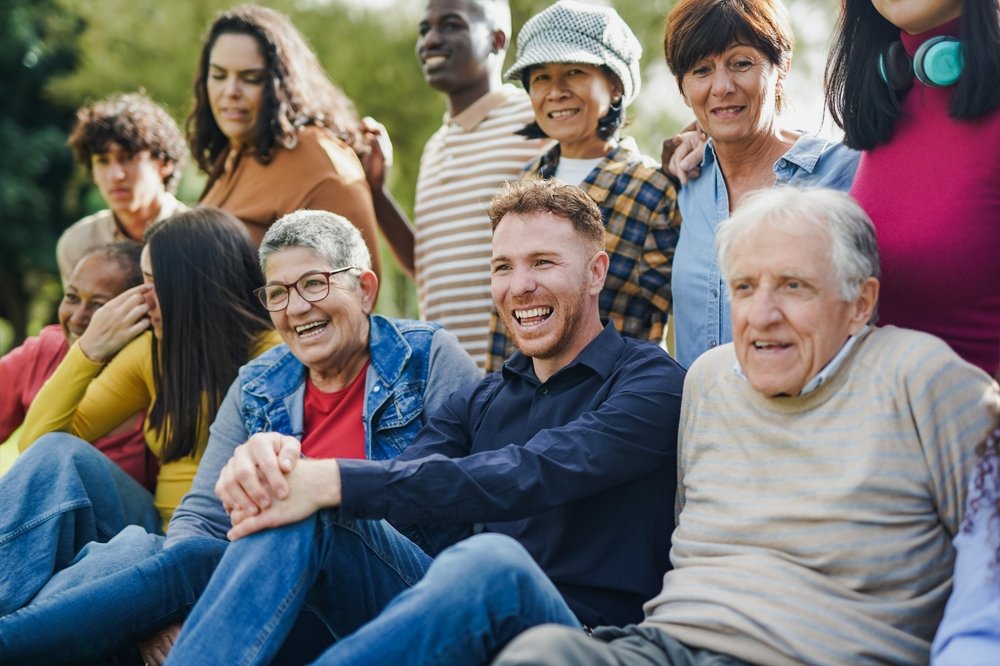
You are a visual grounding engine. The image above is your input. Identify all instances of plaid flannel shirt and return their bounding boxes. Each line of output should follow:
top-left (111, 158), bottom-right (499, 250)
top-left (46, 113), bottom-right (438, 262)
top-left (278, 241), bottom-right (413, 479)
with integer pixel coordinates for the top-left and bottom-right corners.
top-left (485, 143), bottom-right (681, 372)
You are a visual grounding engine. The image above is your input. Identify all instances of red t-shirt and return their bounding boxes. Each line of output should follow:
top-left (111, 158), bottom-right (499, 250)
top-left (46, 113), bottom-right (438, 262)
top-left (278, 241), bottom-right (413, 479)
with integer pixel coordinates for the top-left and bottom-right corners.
top-left (300, 362), bottom-right (367, 460)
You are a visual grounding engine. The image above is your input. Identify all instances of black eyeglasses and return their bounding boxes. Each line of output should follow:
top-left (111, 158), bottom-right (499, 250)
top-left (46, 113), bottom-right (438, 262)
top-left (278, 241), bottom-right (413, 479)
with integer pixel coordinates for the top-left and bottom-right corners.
top-left (254, 267), bottom-right (357, 312)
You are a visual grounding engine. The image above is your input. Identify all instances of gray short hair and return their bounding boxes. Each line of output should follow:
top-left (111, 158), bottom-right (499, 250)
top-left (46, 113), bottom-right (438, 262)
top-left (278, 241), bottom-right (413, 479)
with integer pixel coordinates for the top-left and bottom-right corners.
top-left (259, 210), bottom-right (372, 277)
top-left (716, 187), bottom-right (880, 302)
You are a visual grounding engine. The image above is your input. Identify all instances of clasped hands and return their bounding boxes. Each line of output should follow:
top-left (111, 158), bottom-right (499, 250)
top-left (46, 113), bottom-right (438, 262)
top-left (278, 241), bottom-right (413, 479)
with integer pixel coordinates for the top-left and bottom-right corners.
top-left (215, 432), bottom-right (343, 540)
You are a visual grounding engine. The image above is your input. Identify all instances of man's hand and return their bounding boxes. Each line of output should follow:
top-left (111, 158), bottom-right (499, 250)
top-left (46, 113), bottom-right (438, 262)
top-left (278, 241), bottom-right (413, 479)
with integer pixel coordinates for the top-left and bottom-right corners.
top-left (76, 284), bottom-right (151, 362)
top-left (661, 122), bottom-right (707, 186)
top-left (359, 116), bottom-right (394, 193)
top-left (215, 432), bottom-right (302, 518)
top-left (138, 622), bottom-right (182, 666)
top-left (227, 458), bottom-right (342, 541)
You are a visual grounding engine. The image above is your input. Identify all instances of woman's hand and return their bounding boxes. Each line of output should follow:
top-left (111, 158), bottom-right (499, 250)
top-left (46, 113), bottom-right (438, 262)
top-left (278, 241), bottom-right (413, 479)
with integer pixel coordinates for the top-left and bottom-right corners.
top-left (216, 432), bottom-right (302, 520)
top-left (138, 622), bottom-right (182, 666)
top-left (76, 284), bottom-right (152, 363)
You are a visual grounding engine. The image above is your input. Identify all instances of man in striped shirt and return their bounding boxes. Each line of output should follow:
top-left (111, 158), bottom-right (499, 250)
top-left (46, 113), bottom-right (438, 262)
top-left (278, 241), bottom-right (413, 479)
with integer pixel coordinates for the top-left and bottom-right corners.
top-left (363, 0), bottom-right (548, 368)
top-left (496, 187), bottom-right (998, 665)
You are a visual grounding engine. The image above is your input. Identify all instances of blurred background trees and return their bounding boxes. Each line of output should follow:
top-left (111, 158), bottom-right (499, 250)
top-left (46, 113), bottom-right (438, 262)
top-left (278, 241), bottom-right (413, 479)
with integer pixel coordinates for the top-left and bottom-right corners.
top-left (0, 0), bottom-right (838, 353)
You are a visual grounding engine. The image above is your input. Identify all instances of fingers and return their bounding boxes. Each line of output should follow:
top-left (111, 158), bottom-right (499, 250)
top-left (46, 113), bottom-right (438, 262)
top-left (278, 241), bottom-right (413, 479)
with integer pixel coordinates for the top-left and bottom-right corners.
top-left (215, 434), bottom-right (302, 519)
top-left (138, 623), bottom-right (181, 666)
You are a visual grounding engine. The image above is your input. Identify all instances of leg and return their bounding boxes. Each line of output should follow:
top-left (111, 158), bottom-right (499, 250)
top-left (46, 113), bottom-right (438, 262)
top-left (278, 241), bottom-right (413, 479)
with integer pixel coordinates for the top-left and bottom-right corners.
top-left (318, 533), bottom-right (580, 665)
top-left (0, 434), bottom-right (161, 614)
top-left (0, 530), bottom-right (226, 664)
top-left (166, 509), bottom-right (432, 666)
top-left (495, 624), bottom-right (752, 666)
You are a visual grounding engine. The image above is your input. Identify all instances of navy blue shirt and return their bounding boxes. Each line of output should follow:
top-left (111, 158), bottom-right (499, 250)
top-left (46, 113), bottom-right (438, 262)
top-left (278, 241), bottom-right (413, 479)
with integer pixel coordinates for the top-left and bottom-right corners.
top-left (339, 323), bottom-right (685, 627)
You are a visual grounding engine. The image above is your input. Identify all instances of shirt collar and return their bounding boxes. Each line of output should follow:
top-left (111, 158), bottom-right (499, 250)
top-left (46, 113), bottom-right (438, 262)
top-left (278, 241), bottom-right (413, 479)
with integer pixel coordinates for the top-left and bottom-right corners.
top-left (502, 321), bottom-right (624, 384)
top-left (447, 85), bottom-right (519, 132)
top-left (733, 325), bottom-right (870, 397)
top-left (702, 134), bottom-right (835, 175)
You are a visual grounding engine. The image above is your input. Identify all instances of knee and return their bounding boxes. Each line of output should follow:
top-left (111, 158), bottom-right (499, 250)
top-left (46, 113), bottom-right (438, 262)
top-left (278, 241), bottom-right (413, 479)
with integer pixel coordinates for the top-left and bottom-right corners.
top-left (494, 624), bottom-right (584, 665)
top-left (16, 433), bottom-right (97, 472)
top-left (436, 534), bottom-right (542, 587)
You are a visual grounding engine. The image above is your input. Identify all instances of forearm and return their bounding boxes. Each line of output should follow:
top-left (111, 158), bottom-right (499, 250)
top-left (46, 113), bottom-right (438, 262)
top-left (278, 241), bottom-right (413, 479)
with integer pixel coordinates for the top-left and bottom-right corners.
top-left (371, 186), bottom-right (415, 276)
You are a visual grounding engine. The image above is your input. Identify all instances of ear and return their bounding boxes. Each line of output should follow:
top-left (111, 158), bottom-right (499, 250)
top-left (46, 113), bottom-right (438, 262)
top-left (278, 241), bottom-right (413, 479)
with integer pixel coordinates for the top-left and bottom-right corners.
top-left (588, 250), bottom-right (610, 296)
top-left (358, 270), bottom-right (380, 314)
top-left (159, 159), bottom-right (175, 184)
top-left (847, 277), bottom-right (879, 335)
top-left (491, 29), bottom-right (507, 54)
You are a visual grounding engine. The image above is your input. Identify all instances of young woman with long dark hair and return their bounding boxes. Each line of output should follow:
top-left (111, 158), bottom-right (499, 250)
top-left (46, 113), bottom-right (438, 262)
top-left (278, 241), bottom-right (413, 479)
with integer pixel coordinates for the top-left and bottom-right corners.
top-left (825, 0), bottom-right (1000, 375)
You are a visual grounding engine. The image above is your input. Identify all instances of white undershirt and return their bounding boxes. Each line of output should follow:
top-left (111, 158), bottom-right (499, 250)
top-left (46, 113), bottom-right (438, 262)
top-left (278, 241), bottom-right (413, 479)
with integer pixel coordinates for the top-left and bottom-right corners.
top-left (554, 156), bottom-right (603, 186)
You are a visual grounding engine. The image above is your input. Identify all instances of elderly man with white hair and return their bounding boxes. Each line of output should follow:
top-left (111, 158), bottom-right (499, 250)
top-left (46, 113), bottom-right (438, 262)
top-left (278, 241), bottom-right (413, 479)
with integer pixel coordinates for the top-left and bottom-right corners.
top-left (496, 187), bottom-right (998, 666)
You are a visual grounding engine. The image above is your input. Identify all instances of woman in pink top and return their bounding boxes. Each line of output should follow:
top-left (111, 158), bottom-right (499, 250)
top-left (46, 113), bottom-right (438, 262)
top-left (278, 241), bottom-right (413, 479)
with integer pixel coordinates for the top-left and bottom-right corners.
top-left (0, 242), bottom-right (153, 488)
top-left (825, 0), bottom-right (1000, 374)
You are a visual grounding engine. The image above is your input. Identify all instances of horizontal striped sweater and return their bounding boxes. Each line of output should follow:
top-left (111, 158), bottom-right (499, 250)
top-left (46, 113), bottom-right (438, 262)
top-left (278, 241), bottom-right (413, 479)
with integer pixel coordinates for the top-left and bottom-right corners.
top-left (644, 325), bottom-right (997, 665)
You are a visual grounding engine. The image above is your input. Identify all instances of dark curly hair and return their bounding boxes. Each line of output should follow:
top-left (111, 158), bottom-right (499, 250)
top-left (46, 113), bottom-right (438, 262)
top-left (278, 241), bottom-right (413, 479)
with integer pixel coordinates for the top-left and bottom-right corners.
top-left (67, 91), bottom-right (187, 192)
top-left (188, 4), bottom-right (361, 176)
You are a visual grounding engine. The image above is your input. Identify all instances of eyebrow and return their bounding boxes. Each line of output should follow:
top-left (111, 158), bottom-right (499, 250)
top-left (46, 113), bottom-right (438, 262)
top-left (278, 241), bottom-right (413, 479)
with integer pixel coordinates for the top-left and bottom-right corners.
top-left (208, 63), bottom-right (265, 74)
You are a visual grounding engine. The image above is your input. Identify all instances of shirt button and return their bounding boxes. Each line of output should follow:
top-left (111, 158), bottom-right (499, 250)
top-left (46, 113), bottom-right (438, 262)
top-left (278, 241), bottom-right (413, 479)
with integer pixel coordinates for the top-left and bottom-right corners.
top-left (710, 288), bottom-right (718, 298)
top-left (709, 339), bottom-right (717, 347)
top-left (539, 386), bottom-right (549, 395)
top-left (372, 385), bottom-right (380, 392)
top-left (777, 159), bottom-right (787, 168)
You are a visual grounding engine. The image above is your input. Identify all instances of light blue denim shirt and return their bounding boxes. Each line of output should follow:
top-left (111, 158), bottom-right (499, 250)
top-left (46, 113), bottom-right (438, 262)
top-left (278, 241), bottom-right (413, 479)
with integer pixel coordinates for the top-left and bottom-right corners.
top-left (671, 134), bottom-right (860, 369)
top-left (166, 315), bottom-right (480, 544)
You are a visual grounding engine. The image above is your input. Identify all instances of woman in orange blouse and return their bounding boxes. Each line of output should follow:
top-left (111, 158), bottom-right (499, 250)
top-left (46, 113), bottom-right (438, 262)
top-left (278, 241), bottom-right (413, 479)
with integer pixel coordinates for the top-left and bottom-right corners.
top-left (190, 5), bottom-right (381, 276)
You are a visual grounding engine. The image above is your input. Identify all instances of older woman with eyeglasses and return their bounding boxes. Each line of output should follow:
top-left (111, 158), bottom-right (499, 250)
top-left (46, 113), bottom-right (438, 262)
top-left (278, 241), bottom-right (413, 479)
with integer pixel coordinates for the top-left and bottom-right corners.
top-left (0, 210), bottom-right (479, 665)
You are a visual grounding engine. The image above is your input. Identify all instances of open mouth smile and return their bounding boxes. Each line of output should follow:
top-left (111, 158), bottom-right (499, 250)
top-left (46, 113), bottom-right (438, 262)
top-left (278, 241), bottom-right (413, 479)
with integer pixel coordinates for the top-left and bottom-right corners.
top-left (514, 307), bottom-right (553, 327)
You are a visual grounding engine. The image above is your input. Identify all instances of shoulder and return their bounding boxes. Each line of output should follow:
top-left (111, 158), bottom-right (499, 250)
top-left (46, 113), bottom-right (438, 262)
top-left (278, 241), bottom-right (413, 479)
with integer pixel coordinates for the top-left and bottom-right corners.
top-left (281, 126), bottom-right (365, 181)
top-left (613, 338), bottom-right (686, 394)
top-left (601, 146), bottom-right (676, 197)
top-left (58, 210), bottom-right (115, 245)
top-left (685, 343), bottom-right (737, 392)
top-left (785, 134), bottom-right (860, 187)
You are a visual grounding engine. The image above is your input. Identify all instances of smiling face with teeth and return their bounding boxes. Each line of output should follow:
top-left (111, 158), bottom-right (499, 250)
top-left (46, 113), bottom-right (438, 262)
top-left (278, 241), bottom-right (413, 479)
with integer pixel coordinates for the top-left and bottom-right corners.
top-left (527, 62), bottom-right (620, 159)
top-left (491, 210), bottom-right (607, 381)
top-left (263, 246), bottom-right (376, 391)
top-left (680, 44), bottom-right (784, 148)
top-left (726, 220), bottom-right (876, 398)
top-left (416, 0), bottom-right (501, 114)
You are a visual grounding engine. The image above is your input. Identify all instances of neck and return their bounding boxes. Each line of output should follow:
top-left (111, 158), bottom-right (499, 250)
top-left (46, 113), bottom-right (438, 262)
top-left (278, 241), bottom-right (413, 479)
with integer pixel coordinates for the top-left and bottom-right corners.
top-left (714, 128), bottom-right (797, 190)
top-left (309, 349), bottom-right (370, 393)
top-left (446, 70), bottom-right (502, 117)
top-left (113, 193), bottom-right (164, 240)
top-left (531, 316), bottom-right (604, 383)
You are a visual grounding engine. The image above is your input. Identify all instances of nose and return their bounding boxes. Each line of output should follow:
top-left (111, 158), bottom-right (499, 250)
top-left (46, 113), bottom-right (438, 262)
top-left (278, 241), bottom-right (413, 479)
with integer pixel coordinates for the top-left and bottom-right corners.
top-left (108, 160), bottom-right (127, 180)
top-left (285, 286), bottom-right (313, 315)
top-left (418, 26), bottom-right (443, 51)
top-left (509, 267), bottom-right (537, 297)
top-left (544, 77), bottom-right (570, 100)
top-left (223, 75), bottom-right (242, 98)
top-left (68, 305), bottom-right (90, 333)
top-left (709, 68), bottom-right (736, 96)
top-left (745, 289), bottom-right (782, 329)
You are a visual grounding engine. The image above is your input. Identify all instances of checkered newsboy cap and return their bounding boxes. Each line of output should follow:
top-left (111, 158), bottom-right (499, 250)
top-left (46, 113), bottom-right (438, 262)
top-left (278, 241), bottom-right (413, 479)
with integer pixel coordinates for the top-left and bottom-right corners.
top-left (505, 0), bottom-right (642, 106)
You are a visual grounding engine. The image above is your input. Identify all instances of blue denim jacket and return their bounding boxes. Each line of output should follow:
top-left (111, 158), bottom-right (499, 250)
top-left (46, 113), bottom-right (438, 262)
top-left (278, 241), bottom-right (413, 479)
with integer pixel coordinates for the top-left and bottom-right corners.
top-left (166, 315), bottom-right (480, 543)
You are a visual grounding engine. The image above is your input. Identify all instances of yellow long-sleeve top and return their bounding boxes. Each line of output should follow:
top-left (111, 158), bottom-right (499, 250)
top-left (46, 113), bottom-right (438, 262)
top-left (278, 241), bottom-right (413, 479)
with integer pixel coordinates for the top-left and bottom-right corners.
top-left (19, 329), bottom-right (281, 526)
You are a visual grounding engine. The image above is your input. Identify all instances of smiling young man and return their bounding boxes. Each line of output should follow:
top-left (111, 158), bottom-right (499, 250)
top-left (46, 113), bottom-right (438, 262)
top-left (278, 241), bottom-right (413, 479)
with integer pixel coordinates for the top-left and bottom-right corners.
top-left (163, 178), bottom-right (685, 665)
top-left (58, 92), bottom-right (187, 284)
top-left (363, 0), bottom-right (548, 368)
top-left (495, 187), bottom-right (998, 666)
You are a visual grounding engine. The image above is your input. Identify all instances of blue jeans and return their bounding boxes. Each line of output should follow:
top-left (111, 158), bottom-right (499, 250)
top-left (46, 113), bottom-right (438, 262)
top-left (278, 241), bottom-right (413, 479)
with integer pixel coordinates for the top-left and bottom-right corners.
top-left (316, 533), bottom-right (580, 665)
top-left (0, 433), bottom-right (161, 615)
top-left (168, 514), bottom-right (579, 666)
top-left (166, 509), bottom-right (435, 665)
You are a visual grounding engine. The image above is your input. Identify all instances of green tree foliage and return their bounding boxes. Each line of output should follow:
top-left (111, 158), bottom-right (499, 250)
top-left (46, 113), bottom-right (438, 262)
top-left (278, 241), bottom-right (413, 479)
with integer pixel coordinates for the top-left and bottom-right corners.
top-left (0, 0), bottom-right (82, 350)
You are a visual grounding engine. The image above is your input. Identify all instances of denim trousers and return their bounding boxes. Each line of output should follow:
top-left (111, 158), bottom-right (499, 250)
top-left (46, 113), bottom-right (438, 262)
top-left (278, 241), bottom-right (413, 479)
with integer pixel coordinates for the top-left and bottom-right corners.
top-left (168, 512), bottom-right (579, 666)
top-left (0, 433), bottom-right (162, 616)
